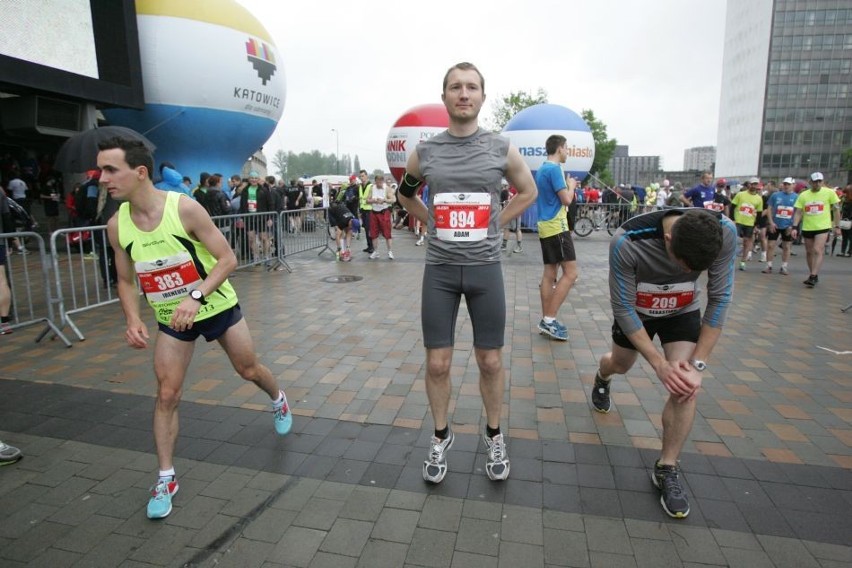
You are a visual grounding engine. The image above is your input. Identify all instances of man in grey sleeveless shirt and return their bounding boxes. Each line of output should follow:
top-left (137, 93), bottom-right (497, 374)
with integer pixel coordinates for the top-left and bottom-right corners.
top-left (397, 62), bottom-right (537, 484)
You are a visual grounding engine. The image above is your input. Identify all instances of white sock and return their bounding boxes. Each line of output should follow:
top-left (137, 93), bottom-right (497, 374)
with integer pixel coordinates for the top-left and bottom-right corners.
top-left (782, 262), bottom-right (788, 268)
top-left (766, 262), bottom-right (772, 268)
top-left (159, 467), bottom-right (175, 480)
top-left (543, 316), bottom-right (555, 324)
top-left (272, 390), bottom-right (287, 409)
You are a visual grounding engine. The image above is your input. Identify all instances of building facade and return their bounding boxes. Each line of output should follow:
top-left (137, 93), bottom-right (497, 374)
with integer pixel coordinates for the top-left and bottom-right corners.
top-left (608, 145), bottom-right (662, 188)
top-left (683, 146), bottom-right (717, 171)
top-left (716, 0), bottom-right (852, 185)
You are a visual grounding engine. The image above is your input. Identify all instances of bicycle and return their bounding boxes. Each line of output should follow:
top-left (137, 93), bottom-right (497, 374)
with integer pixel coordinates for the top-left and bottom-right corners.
top-left (573, 204), bottom-right (621, 237)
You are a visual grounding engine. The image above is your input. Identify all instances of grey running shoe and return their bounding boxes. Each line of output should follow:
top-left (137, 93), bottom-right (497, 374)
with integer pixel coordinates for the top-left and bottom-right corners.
top-left (651, 460), bottom-right (690, 518)
top-left (0, 441), bottom-right (22, 465)
top-left (591, 371), bottom-right (612, 413)
top-left (484, 433), bottom-right (510, 481)
top-left (538, 319), bottom-right (568, 341)
top-left (423, 430), bottom-right (454, 484)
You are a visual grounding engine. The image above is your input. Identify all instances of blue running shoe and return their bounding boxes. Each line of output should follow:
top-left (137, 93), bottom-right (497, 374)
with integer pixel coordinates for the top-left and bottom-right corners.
top-left (147, 477), bottom-right (178, 519)
top-left (273, 390), bottom-right (293, 435)
top-left (538, 319), bottom-right (568, 341)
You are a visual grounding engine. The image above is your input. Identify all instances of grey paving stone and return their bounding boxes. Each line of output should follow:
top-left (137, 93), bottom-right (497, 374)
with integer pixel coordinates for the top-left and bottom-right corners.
top-left (72, 533), bottom-right (147, 568)
top-left (166, 494), bottom-right (228, 530)
top-left (419, 495), bottom-right (464, 532)
top-left (26, 547), bottom-right (81, 568)
top-left (695, 497), bottom-right (750, 533)
top-left (462, 500), bottom-right (503, 522)
top-left (216, 537), bottom-right (275, 568)
top-left (584, 517), bottom-right (631, 555)
top-left (384, 489), bottom-right (427, 511)
top-left (498, 541), bottom-right (544, 568)
top-left (218, 486), bottom-right (274, 518)
top-left (720, 546), bottom-right (776, 567)
top-left (199, 471), bottom-right (254, 500)
top-left (52, 513), bottom-right (122, 554)
top-left (668, 525), bottom-right (725, 565)
top-left (241, 507), bottom-right (297, 543)
top-left (372, 508), bottom-right (420, 544)
top-left (128, 525), bottom-right (196, 565)
top-left (588, 551), bottom-right (638, 568)
top-left (501, 505), bottom-right (543, 546)
top-left (271, 477), bottom-right (322, 512)
top-left (314, 481), bottom-right (356, 501)
top-left (738, 504), bottom-right (796, 538)
top-left (339, 486), bottom-right (389, 522)
top-left (0, 502), bottom-right (60, 539)
top-left (271, 525), bottom-right (328, 567)
top-left (319, 518), bottom-right (373, 557)
top-left (0, 520), bottom-right (73, 563)
top-left (579, 487), bottom-right (623, 518)
top-left (710, 528), bottom-right (762, 550)
top-left (504, 479), bottom-right (543, 508)
top-left (455, 517), bottom-right (501, 556)
top-left (576, 464), bottom-right (615, 490)
top-left (543, 528), bottom-right (590, 567)
top-left (542, 510), bottom-right (584, 533)
top-left (756, 534), bottom-right (821, 568)
top-left (306, 552), bottom-right (358, 568)
top-left (47, 491), bottom-right (113, 526)
top-left (543, 483), bottom-right (581, 514)
top-left (803, 541), bottom-right (852, 563)
top-left (293, 497), bottom-right (346, 531)
top-left (357, 539), bottom-right (410, 568)
top-left (406, 527), bottom-right (456, 568)
top-left (189, 513), bottom-right (238, 549)
top-left (623, 519), bottom-right (669, 541)
top-left (450, 550), bottom-right (498, 568)
top-left (631, 537), bottom-right (681, 568)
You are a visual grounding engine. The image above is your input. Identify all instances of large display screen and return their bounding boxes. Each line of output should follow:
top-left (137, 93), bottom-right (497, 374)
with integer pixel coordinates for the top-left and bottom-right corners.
top-left (1, 0), bottom-right (99, 79)
top-left (0, 0), bottom-right (143, 109)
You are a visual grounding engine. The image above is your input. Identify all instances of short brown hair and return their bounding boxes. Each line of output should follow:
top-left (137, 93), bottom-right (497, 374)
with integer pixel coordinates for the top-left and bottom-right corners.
top-left (670, 210), bottom-right (724, 272)
top-left (442, 62), bottom-right (485, 94)
top-left (545, 135), bottom-right (567, 156)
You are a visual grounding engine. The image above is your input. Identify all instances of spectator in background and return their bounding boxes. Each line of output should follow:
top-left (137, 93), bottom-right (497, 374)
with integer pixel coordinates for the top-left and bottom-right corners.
top-left (154, 162), bottom-right (193, 198)
top-left (681, 171), bottom-right (715, 209)
top-left (39, 177), bottom-right (63, 233)
top-left (7, 171), bottom-right (29, 215)
top-left (286, 180), bottom-right (307, 233)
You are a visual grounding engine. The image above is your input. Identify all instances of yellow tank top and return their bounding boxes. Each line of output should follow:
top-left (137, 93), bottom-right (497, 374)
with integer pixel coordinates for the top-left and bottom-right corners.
top-left (118, 191), bottom-right (237, 325)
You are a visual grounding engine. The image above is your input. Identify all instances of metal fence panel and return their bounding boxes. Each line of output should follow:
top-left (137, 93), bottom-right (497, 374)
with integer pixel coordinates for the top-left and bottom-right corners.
top-left (1, 231), bottom-right (71, 346)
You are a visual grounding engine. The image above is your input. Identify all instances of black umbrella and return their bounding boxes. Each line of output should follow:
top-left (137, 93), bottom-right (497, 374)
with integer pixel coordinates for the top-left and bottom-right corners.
top-left (54, 125), bottom-right (156, 173)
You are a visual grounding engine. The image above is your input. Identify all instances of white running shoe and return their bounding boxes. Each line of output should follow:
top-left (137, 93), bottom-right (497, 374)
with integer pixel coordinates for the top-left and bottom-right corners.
top-left (388, 251), bottom-right (394, 260)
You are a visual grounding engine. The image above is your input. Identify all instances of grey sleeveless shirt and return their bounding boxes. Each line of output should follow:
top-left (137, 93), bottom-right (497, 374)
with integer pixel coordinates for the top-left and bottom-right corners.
top-left (417, 128), bottom-right (510, 265)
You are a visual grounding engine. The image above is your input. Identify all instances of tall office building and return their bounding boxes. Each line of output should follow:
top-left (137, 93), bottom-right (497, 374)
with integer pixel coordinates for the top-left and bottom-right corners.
top-left (716, 0), bottom-right (851, 184)
top-left (608, 145), bottom-right (662, 187)
top-left (683, 146), bottom-right (716, 172)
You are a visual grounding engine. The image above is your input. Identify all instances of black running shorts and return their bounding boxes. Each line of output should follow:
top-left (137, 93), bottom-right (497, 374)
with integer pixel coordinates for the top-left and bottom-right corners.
top-left (539, 231), bottom-right (576, 264)
top-left (736, 224), bottom-right (755, 239)
top-left (159, 304), bottom-right (243, 342)
top-left (421, 263), bottom-right (505, 350)
top-left (612, 310), bottom-right (701, 350)
top-left (767, 226), bottom-right (793, 242)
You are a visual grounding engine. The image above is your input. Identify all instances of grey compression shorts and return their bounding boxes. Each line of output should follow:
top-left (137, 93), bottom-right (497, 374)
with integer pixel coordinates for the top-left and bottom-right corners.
top-left (421, 263), bottom-right (505, 350)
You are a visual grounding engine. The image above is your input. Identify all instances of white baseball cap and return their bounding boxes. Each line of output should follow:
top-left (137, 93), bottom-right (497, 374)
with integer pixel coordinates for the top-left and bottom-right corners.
top-left (810, 172), bottom-right (824, 181)
top-left (782, 177), bottom-right (795, 184)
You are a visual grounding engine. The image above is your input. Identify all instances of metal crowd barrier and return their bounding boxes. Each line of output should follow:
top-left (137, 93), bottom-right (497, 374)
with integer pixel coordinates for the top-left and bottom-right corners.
top-left (49, 225), bottom-right (119, 341)
top-left (40, 208), bottom-right (335, 343)
top-left (1, 231), bottom-right (71, 347)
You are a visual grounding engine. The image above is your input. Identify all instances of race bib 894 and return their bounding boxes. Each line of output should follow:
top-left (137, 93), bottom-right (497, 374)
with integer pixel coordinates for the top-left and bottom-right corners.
top-left (434, 193), bottom-right (491, 242)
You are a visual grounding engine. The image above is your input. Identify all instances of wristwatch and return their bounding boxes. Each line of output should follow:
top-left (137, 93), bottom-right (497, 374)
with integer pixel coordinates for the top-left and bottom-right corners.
top-left (689, 359), bottom-right (707, 372)
top-left (190, 289), bottom-right (207, 305)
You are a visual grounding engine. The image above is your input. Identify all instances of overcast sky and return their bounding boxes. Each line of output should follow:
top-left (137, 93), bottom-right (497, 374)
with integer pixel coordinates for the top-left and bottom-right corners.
top-left (238, 0), bottom-right (726, 174)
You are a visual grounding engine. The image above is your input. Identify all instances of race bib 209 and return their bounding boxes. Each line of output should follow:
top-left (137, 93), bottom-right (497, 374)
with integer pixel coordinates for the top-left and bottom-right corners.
top-left (635, 282), bottom-right (695, 317)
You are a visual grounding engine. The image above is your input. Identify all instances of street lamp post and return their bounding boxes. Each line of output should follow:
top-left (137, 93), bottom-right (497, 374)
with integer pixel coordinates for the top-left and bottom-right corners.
top-left (331, 128), bottom-right (340, 175)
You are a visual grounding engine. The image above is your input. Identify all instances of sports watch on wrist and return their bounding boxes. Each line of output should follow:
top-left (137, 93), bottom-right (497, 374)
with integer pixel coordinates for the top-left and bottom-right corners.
top-left (689, 359), bottom-right (707, 372)
top-left (190, 289), bottom-right (207, 305)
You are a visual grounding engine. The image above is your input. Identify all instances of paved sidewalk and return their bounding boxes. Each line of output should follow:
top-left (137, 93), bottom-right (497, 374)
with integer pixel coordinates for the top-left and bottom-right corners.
top-left (1, 228), bottom-right (851, 567)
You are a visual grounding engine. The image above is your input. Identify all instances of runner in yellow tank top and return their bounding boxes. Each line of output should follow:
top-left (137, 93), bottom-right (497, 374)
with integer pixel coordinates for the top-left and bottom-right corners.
top-left (100, 137), bottom-right (292, 521)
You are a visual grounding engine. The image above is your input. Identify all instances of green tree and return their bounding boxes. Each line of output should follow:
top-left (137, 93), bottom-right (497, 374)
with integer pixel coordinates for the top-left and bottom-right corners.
top-left (284, 150), bottom-right (338, 179)
top-left (272, 149), bottom-right (288, 178)
top-left (487, 88), bottom-right (548, 131)
top-left (581, 109), bottom-right (617, 186)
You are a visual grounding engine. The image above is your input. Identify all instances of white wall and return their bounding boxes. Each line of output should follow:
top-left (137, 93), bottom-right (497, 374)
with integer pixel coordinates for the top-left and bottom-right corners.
top-left (715, 0), bottom-right (773, 179)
